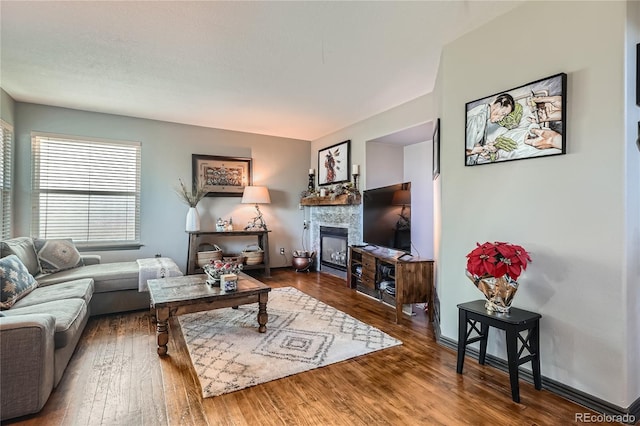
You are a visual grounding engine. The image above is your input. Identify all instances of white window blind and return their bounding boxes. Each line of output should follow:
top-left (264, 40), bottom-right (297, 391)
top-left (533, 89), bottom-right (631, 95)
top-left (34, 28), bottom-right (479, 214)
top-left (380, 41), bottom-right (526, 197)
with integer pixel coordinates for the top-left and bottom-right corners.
top-left (32, 134), bottom-right (141, 248)
top-left (1, 121), bottom-right (13, 240)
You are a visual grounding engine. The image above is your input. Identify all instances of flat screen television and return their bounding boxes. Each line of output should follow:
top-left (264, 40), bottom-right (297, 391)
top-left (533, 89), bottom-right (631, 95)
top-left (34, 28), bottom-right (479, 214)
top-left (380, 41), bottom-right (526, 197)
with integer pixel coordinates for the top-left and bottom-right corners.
top-left (362, 182), bottom-right (411, 253)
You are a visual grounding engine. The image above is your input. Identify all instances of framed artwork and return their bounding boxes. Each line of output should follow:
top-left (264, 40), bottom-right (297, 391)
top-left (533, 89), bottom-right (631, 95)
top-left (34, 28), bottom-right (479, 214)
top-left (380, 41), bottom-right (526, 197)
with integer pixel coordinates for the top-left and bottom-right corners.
top-left (192, 154), bottom-right (252, 197)
top-left (465, 72), bottom-right (567, 166)
top-left (318, 140), bottom-right (350, 186)
top-left (636, 44), bottom-right (639, 106)
top-left (432, 118), bottom-right (440, 179)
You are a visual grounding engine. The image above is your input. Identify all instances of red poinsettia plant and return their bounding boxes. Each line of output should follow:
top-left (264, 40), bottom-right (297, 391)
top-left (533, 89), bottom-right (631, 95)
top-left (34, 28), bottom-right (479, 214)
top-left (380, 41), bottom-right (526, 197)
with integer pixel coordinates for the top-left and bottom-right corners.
top-left (466, 241), bottom-right (531, 281)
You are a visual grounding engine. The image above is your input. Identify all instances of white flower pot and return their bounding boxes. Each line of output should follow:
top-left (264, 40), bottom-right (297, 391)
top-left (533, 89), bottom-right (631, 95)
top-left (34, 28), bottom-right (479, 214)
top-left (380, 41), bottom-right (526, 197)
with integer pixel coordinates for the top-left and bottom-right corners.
top-left (186, 207), bottom-right (200, 232)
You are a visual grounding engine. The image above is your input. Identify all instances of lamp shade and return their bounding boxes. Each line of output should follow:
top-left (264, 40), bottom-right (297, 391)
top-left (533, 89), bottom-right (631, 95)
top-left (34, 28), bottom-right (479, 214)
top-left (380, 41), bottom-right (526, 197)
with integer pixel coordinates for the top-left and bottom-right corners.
top-left (392, 189), bottom-right (411, 206)
top-left (241, 186), bottom-right (271, 204)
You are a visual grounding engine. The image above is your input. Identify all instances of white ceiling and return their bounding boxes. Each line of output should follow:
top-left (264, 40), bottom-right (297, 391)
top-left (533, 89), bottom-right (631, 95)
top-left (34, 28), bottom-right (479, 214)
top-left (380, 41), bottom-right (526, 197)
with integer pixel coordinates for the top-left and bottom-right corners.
top-left (0, 1), bottom-right (522, 141)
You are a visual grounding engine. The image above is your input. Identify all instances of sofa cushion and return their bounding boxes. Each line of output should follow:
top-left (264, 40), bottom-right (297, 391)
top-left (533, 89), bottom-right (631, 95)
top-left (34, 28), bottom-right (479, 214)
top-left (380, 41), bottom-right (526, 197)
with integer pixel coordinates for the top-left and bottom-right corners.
top-left (36, 262), bottom-right (139, 294)
top-left (0, 237), bottom-right (41, 276)
top-left (3, 299), bottom-right (88, 349)
top-left (34, 239), bottom-right (84, 274)
top-left (0, 255), bottom-right (39, 310)
top-left (12, 279), bottom-right (94, 309)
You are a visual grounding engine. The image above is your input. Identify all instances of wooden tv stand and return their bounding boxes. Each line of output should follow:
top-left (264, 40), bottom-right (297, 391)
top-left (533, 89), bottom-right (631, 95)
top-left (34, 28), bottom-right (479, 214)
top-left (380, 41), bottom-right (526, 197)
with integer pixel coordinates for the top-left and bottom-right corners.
top-left (347, 245), bottom-right (434, 323)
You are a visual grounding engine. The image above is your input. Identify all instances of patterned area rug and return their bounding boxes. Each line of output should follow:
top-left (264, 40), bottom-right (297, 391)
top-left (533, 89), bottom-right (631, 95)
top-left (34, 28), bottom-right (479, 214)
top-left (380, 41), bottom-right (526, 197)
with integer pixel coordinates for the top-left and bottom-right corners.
top-left (177, 286), bottom-right (402, 398)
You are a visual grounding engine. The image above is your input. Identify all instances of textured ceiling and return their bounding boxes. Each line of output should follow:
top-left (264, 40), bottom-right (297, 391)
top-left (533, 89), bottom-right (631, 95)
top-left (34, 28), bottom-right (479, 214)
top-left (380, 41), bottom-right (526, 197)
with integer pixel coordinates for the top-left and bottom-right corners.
top-left (0, 1), bottom-right (522, 141)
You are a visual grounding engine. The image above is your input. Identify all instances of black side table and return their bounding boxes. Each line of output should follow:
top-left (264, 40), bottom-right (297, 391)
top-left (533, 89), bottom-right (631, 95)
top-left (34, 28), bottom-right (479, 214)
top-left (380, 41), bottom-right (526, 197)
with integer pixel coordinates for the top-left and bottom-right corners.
top-left (456, 300), bottom-right (542, 403)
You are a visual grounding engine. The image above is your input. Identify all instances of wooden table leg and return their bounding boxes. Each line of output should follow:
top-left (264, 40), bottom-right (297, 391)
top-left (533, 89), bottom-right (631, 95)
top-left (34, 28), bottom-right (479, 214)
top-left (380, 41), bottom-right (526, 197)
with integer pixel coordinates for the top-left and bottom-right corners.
top-left (257, 293), bottom-right (268, 333)
top-left (156, 307), bottom-right (170, 356)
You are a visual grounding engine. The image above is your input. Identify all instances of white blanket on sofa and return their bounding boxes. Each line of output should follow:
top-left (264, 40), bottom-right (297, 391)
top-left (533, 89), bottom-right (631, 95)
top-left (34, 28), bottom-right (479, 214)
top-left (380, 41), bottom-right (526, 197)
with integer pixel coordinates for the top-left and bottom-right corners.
top-left (136, 257), bottom-right (183, 292)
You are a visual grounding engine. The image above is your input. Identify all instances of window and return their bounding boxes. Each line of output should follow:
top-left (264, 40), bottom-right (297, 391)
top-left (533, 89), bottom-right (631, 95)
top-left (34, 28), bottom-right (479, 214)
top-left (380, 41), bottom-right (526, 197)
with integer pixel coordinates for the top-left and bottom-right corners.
top-left (1, 120), bottom-right (13, 240)
top-left (31, 133), bottom-right (141, 249)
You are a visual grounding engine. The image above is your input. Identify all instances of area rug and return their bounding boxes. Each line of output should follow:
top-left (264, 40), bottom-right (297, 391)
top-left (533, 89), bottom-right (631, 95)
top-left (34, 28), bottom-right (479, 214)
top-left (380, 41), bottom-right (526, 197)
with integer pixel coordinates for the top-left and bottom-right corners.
top-left (177, 286), bottom-right (402, 398)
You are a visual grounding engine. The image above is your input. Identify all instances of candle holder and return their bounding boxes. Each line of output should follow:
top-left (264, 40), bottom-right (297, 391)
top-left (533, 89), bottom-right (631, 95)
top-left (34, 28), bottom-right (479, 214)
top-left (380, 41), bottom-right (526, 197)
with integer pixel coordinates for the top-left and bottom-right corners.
top-left (308, 173), bottom-right (315, 191)
top-left (352, 173), bottom-right (359, 191)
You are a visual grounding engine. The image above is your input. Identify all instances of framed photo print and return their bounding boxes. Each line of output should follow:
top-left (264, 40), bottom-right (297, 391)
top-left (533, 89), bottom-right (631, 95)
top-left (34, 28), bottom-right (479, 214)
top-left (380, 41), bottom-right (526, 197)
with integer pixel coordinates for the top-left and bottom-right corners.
top-left (192, 154), bottom-right (252, 197)
top-left (465, 72), bottom-right (567, 166)
top-left (318, 140), bottom-right (350, 186)
top-left (433, 118), bottom-right (440, 179)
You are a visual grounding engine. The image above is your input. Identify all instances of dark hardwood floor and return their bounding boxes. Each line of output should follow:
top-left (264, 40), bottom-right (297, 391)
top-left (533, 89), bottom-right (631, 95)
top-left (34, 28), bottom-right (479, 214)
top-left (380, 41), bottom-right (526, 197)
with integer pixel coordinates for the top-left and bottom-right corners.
top-left (5, 269), bottom-right (617, 425)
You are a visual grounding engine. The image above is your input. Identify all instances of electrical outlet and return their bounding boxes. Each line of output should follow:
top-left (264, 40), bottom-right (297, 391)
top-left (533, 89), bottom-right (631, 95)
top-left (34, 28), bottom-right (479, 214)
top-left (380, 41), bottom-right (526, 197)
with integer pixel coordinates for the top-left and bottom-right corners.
top-left (303, 220), bottom-right (309, 229)
top-left (279, 248), bottom-right (285, 255)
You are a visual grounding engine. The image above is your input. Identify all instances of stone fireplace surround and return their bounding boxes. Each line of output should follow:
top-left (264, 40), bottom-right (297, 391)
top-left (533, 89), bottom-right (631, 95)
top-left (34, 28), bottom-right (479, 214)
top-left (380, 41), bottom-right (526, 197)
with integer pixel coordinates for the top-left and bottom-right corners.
top-left (308, 204), bottom-right (362, 275)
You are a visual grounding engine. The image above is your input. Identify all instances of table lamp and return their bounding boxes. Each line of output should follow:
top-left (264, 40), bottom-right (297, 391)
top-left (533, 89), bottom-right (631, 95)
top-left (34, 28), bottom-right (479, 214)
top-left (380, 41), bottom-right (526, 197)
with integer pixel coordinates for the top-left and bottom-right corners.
top-left (242, 186), bottom-right (271, 231)
top-left (392, 189), bottom-right (411, 230)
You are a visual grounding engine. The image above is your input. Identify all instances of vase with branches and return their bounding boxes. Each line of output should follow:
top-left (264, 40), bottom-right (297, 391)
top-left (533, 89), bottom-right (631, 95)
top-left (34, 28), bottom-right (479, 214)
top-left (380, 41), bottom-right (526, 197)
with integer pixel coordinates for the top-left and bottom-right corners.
top-left (176, 178), bottom-right (207, 231)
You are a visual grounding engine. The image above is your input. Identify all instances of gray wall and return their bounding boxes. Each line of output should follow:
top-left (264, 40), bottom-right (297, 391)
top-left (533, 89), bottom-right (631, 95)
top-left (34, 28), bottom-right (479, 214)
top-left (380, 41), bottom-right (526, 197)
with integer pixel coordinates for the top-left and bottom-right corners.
top-left (365, 142), bottom-right (404, 189)
top-left (624, 0), bottom-right (640, 405)
top-left (1, 89), bottom-right (15, 125)
top-left (438, 1), bottom-right (637, 408)
top-left (12, 102), bottom-right (310, 271)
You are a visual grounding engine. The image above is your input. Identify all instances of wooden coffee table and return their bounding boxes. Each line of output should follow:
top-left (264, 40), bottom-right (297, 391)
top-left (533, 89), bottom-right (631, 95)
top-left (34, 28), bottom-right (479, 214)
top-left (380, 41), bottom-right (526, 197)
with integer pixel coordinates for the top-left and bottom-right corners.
top-left (147, 273), bottom-right (271, 356)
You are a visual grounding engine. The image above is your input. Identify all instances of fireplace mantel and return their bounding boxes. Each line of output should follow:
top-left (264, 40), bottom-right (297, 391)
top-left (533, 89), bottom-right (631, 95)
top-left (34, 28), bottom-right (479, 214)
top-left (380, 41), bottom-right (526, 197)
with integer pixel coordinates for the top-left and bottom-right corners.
top-left (300, 193), bottom-right (361, 206)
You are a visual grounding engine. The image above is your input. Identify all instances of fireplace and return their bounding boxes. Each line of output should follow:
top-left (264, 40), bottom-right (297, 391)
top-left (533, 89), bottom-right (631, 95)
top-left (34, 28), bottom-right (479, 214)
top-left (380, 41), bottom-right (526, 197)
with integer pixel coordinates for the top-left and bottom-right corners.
top-left (319, 226), bottom-right (348, 272)
top-left (308, 204), bottom-right (361, 278)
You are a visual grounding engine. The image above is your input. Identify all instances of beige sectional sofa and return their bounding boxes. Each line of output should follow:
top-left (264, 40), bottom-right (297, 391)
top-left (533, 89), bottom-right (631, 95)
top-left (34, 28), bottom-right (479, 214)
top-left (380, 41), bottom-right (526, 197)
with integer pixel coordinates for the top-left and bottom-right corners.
top-left (0, 237), bottom-right (149, 421)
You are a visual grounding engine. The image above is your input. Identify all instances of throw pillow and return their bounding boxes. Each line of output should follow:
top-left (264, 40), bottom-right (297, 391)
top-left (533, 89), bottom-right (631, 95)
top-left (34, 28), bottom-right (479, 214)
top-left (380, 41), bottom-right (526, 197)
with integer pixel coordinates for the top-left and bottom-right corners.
top-left (33, 238), bottom-right (84, 274)
top-left (0, 237), bottom-right (42, 276)
top-left (0, 255), bottom-right (38, 309)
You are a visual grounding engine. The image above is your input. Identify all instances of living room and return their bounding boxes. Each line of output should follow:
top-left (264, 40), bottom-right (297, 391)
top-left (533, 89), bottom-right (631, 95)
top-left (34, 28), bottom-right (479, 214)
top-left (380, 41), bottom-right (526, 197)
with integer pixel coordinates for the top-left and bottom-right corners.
top-left (1, 1), bottom-right (639, 425)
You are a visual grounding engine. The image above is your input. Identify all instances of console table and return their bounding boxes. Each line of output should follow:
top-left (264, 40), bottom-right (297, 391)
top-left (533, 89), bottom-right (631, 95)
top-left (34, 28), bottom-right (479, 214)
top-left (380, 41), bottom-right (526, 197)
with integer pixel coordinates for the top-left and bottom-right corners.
top-left (456, 300), bottom-right (542, 403)
top-left (186, 230), bottom-right (270, 277)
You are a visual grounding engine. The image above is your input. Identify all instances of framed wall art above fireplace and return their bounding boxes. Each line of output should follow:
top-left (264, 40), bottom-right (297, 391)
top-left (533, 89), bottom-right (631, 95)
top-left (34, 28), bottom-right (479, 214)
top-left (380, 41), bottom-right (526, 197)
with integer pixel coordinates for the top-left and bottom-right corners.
top-left (192, 154), bottom-right (252, 197)
top-left (318, 140), bottom-right (350, 186)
